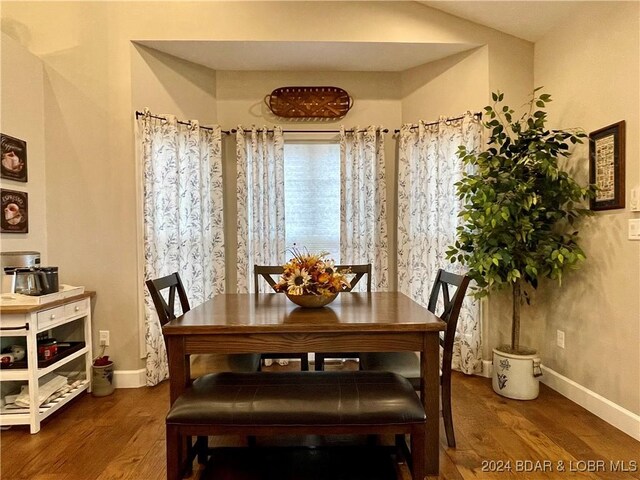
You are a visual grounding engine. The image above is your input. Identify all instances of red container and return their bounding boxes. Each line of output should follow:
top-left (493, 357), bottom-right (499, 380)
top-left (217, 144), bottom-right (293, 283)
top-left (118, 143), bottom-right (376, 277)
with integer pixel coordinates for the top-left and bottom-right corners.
top-left (37, 339), bottom-right (58, 361)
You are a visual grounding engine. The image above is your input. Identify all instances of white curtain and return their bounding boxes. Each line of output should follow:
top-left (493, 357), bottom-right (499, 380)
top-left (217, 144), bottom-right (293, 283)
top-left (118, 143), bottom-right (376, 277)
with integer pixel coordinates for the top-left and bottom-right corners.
top-left (236, 126), bottom-right (286, 292)
top-left (138, 111), bottom-right (226, 386)
top-left (397, 113), bottom-right (483, 374)
top-left (339, 126), bottom-right (389, 291)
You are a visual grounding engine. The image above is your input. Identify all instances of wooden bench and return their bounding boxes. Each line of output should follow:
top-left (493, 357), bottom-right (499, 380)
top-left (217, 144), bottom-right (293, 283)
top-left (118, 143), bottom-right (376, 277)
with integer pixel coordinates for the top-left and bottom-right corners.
top-left (166, 371), bottom-right (427, 480)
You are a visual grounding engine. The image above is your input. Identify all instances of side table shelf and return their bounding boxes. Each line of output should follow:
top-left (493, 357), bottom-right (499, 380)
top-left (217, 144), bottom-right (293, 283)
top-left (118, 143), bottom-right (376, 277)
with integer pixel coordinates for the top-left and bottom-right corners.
top-left (0, 292), bottom-right (94, 433)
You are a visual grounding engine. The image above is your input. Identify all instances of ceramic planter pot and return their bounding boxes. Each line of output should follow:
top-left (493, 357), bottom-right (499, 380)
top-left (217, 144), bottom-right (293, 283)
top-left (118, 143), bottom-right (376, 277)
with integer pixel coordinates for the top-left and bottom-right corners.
top-left (492, 348), bottom-right (542, 400)
top-left (92, 361), bottom-right (114, 397)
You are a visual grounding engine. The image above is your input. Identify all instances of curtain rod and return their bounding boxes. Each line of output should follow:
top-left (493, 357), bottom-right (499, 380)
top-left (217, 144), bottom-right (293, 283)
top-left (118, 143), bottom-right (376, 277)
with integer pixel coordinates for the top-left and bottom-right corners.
top-left (393, 112), bottom-right (482, 134)
top-left (230, 127), bottom-right (388, 134)
top-left (135, 111), bottom-right (231, 135)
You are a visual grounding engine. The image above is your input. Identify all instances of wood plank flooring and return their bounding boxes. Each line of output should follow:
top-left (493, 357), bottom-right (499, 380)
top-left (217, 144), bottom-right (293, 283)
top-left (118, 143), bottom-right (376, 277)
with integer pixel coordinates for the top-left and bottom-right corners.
top-left (1, 360), bottom-right (638, 480)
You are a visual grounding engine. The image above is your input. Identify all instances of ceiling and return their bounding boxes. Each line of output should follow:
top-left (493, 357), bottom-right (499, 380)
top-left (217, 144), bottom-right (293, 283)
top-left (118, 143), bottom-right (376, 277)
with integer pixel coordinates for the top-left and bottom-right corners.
top-left (420, 1), bottom-right (582, 42)
top-left (137, 40), bottom-right (477, 72)
top-left (139, 1), bottom-right (584, 72)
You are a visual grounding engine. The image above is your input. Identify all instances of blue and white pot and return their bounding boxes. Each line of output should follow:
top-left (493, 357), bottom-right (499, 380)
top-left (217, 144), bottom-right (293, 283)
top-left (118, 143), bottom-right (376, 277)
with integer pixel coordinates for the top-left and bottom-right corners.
top-left (492, 348), bottom-right (542, 400)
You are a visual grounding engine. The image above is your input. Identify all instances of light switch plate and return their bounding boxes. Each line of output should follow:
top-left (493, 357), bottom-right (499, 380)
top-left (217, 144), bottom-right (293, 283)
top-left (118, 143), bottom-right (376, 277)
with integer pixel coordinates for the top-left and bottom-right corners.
top-left (630, 187), bottom-right (640, 211)
top-left (629, 219), bottom-right (640, 240)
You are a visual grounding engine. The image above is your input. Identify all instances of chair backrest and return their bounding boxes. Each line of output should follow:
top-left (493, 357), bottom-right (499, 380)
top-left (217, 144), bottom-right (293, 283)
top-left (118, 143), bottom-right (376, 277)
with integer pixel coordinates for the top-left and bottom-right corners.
top-left (254, 265), bottom-right (284, 292)
top-left (337, 263), bottom-right (372, 292)
top-left (426, 269), bottom-right (470, 371)
top-left (254, 263), bottom-right (372, 293)
top-left (145, 272), bottom-right (191, 326)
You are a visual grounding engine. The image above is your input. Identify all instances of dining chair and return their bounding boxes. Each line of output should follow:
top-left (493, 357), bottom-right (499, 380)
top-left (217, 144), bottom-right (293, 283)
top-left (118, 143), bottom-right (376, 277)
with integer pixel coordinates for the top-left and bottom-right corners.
top-left (254, 265), bottom-right (310, 371)
top-left (313, 263), bottom-right (372, 371)
top-left (359, 268), bottom-right (470, 448)
top-left (146, 272), bottom-right (261, 374)
top-left (146, 272), bottom-right (261, 467)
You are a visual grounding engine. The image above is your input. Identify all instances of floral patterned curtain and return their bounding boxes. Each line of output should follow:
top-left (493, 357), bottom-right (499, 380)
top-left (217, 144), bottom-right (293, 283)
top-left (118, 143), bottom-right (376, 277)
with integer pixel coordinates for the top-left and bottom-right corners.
top-left (339, 126), bottom-right (389, 291)
top-left (137, 111), bottom-right (225, 386)
top-left (397, 112), bottom-right (483, 374)
top-left (236, 126), bottom-right (286, 292)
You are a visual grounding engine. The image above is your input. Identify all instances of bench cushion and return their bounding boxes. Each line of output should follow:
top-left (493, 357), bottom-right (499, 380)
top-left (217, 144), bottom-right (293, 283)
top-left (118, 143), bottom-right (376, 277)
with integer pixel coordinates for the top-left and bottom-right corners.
top-left (166, 371), bottom-right (425, 426)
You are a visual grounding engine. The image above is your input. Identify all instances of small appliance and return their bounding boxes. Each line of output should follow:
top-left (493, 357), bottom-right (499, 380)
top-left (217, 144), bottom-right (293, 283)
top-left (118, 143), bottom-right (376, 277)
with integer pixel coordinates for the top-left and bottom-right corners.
top-left (1, 252), bottom-right (59, 295)
top-left (3, 267), bottom-right (59, 296)
top-left (1, 251), bottom-right (40, 293)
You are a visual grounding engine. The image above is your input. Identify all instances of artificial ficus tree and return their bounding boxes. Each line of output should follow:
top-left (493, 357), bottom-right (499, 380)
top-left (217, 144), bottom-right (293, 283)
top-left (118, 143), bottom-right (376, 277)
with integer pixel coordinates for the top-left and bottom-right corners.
top-left (447, 88), bottom-right (595, 354)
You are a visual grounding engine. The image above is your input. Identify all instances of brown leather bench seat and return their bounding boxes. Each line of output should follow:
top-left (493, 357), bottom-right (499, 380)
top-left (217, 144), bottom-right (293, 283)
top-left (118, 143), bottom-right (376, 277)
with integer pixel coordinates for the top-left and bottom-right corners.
top-left (166, 371), bottom-right (427, 480)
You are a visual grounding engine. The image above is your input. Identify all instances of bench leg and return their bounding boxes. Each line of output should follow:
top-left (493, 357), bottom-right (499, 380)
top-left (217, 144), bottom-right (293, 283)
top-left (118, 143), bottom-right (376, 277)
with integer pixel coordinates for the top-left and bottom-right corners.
top-left (410, 425), bottom-right (426, 480)
top-left (166, 424), bottom-right (181, 480)
top-left (196, 435), bottom-right (209, 464)
top-left (395, 434), bottom-right (412, 471)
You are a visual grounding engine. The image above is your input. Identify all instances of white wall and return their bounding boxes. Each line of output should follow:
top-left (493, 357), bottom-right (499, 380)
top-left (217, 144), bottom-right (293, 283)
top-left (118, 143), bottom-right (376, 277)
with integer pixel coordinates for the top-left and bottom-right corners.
top-left (532, 2), bottom-right (639, 418)
top-left (0, 34), bottom-right (48, 260)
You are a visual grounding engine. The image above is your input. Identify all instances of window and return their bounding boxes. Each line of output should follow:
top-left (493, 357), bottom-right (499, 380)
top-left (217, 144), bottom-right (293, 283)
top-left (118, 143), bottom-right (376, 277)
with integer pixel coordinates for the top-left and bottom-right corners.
top-left (284, 142), bottom-right (340, 262)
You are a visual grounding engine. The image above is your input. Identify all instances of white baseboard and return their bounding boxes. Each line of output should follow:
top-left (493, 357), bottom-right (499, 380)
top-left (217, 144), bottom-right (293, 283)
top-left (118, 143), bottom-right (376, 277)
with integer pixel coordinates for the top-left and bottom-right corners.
top-left (113, 368), bottom-right (146, 389)
top-left (540, 365), bottom-right (640, 441)
top-left (480, 359), bottom-right (493, 378)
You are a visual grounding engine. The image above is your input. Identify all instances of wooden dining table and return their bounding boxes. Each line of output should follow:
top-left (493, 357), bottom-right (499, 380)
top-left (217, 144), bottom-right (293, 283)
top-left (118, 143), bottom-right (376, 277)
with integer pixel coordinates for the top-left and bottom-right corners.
top-left (162, 291), bottom-right (446, 476)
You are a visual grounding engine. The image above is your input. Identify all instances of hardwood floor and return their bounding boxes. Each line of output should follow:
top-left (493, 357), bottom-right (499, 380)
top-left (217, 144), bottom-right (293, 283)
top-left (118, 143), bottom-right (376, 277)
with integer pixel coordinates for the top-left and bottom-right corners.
top-left (1, 360), bottom-right (638, 480)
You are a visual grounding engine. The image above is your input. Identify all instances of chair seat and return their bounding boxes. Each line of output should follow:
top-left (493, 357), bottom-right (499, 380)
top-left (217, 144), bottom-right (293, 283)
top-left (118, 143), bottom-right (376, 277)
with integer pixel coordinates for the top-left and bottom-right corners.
top-left (191, 353), bottom-right (262, 375)
top-left (167, 371), bottom-right (425, 426)
top-left (227, 353), bottom-right (262, 372)
top-left (360, 352), bottom-right (420, 378)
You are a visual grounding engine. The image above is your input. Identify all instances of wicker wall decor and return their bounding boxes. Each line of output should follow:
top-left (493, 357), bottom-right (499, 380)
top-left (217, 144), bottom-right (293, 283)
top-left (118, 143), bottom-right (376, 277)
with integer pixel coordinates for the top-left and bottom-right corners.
top-left (266, 86), bottom-right (353, 119)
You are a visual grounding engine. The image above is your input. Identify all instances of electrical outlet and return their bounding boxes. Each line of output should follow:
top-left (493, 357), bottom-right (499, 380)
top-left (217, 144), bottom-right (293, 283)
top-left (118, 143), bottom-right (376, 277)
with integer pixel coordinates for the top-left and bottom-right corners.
top-left (99, 330), bottom-right (110, 347)
top-left (556, 330), bottom-right (565, 349)
top-left (629, 219), bottom-right (640, 240)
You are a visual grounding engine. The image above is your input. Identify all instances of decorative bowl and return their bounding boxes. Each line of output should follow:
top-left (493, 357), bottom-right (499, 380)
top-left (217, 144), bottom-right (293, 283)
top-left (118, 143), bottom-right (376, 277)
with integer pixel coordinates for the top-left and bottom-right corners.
top-left (285, 292), bottom-right (338, 308)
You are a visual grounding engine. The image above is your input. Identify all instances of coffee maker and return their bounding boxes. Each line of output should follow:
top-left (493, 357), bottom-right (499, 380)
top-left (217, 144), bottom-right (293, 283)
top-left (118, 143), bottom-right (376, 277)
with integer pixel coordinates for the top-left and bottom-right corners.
top-left (1, 251), bottom-right (41, 294)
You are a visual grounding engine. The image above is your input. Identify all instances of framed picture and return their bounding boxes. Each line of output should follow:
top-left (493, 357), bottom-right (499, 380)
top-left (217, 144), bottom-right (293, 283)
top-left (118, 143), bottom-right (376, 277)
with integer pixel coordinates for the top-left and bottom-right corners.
top-left (1, 189), bottom-right (28, 233)
top-left (0, 133), bottom-right (28, 182)
top-left (589, 120), bottom-right (625, 211)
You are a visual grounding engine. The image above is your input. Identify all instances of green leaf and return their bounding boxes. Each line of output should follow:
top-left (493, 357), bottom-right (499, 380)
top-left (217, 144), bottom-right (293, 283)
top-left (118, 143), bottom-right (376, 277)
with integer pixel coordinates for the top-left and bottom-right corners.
top-left (447, 88), bottom-right (591, 311)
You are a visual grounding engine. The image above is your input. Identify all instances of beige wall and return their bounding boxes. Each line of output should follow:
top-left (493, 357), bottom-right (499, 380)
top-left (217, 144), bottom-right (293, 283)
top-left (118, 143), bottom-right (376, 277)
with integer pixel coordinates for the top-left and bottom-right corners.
top-left (0, 34), bottom-right (48, 260)
top-left (216, 70), bottom-right (402, 292)
top-left (401, 46), bottom-right (490, 122)
top-left (531, 2), bottom-right (639, 415)
top-left (131, 45), bottom-right (218, 124)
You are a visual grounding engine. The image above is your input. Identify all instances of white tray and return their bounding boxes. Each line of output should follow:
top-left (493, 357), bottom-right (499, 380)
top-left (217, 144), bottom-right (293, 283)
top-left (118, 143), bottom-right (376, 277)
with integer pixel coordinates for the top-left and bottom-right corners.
top-left (60, 284), bottom-right (85, 298)
top-left (0, 285), bottom-right (85, 306)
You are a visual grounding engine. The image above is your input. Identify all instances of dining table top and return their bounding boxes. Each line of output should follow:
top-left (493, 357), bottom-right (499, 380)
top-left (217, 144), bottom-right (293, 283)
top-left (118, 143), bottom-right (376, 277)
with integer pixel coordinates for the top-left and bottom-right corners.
top-left (162, 291), bottom-right (446, 335)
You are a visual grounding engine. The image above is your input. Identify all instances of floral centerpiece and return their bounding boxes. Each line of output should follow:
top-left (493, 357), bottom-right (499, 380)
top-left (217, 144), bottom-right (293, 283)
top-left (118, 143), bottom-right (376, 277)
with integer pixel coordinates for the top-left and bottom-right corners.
top-left (274, 248), bottom-right (351, 307)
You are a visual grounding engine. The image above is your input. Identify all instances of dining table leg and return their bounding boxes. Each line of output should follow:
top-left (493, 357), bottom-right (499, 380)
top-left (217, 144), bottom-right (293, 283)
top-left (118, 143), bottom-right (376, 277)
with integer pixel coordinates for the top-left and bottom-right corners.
top-left (166, 336), bottom-right (189, 405)
top-left (421, 332), bottom-right (440, 477)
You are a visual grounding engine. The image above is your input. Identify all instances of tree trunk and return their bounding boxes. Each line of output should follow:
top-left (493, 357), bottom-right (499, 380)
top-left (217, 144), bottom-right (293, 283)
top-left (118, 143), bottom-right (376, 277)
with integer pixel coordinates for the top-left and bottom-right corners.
top-left (511, 279), bottom-right (521, 352)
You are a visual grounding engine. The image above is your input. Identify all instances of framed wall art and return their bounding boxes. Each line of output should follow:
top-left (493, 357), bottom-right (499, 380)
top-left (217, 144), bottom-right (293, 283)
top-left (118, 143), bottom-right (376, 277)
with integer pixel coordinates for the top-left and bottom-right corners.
top-left (1, 189), bottom-right (28, 233)
top-left (589, 120), bottom-right (625, 211)
top-left (1, 133), bottom-right (28, 182)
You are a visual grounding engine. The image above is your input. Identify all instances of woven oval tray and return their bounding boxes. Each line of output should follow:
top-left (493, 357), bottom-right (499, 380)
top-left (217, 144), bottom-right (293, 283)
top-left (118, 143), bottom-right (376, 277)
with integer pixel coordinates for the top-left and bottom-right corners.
top-left (266, 86), bottom-right (352, 118)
